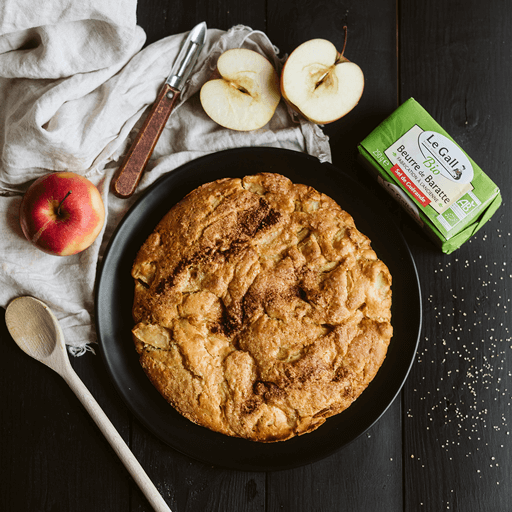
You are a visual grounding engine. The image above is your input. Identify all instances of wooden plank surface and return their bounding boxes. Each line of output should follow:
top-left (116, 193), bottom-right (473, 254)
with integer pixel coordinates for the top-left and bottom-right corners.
top-left (264, 2), bottom-right (403, 512)
top-left (0, 308), bottom-right (132, 512)
top-left (399, 1), bottom-right (512, 510)
top-left (1, 0), bottom-right (511, 511)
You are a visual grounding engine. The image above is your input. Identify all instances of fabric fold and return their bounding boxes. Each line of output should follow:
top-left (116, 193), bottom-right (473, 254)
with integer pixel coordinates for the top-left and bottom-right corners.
top-left (0, 3), bottom-right (331, 355)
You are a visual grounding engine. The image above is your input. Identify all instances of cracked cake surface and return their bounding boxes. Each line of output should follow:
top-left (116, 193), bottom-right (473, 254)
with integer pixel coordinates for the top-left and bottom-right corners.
top-left (131, 172), bottom-right (392, 442)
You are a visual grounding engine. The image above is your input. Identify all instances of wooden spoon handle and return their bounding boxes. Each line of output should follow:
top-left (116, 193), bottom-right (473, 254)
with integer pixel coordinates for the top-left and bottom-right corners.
top-left (62, 368), bottom-right (172, 512)
top-left (111, 83), bottom-right (180, 199)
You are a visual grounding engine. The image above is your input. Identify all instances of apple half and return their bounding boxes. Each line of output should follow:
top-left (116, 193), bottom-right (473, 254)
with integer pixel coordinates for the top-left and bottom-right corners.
top-left (200, 48), bottom-right (281, 131)
top-left (281, 37), bottom-right (364, 124)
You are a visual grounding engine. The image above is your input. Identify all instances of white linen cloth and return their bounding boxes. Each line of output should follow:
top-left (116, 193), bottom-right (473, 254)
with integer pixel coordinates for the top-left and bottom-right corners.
top-left (0, 1), bottom-right (331, 355)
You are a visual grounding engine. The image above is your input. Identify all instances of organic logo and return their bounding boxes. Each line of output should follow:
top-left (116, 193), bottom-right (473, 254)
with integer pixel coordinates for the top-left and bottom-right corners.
top-left (457, 197), bottom-right (477, 214)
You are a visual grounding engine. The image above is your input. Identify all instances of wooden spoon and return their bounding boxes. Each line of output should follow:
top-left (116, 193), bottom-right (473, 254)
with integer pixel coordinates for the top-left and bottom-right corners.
top-left (5, 296), bottom-right (172, 512)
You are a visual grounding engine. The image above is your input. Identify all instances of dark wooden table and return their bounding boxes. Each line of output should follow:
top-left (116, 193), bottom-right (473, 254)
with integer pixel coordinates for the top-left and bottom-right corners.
top-left (2, 1), bottom-right (511, 511)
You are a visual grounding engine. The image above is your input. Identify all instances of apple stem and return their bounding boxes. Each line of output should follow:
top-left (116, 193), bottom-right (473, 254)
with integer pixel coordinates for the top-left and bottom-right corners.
top-left (340, 25), bottom-right (348, 59)
top-left (57, 191), bottom-right (72, 217)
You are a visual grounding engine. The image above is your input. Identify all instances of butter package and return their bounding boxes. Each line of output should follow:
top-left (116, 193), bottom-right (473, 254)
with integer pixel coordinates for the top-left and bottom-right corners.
top-left (357, 98), bottom-right (501, 254)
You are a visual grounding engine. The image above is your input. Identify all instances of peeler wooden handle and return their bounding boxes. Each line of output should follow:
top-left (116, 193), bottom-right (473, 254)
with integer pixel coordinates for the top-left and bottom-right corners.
top-left (111, 83), bottom-right (180, 198)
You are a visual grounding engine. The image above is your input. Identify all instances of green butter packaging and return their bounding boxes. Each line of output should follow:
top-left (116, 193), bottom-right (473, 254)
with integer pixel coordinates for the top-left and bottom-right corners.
top-left (357, 98), bottom-right (502, 254)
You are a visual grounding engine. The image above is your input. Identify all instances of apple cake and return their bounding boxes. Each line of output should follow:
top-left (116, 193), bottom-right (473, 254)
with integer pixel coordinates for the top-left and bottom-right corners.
top-left (131, 172), bottom-right (392, 442)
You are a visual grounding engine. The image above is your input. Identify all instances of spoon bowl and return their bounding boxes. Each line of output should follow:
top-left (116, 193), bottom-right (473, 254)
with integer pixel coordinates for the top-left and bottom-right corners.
top-left (6, 296), bottom-right (64, 363)
top-left (5, 296), bottom-right (172, 512)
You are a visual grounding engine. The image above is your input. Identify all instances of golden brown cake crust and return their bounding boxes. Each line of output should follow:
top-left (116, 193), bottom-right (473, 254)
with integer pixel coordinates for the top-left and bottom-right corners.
top-left (131, 173), bottom-right (392, 442)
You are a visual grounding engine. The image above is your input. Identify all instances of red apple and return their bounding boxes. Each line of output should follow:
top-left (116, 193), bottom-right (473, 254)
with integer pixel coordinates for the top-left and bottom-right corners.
top-left (19, 171), bottom-right (105, 256)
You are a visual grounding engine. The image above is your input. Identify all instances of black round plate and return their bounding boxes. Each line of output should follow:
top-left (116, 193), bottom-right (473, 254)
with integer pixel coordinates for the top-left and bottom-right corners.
top-left (95, 147), bottom-right (422, 472)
